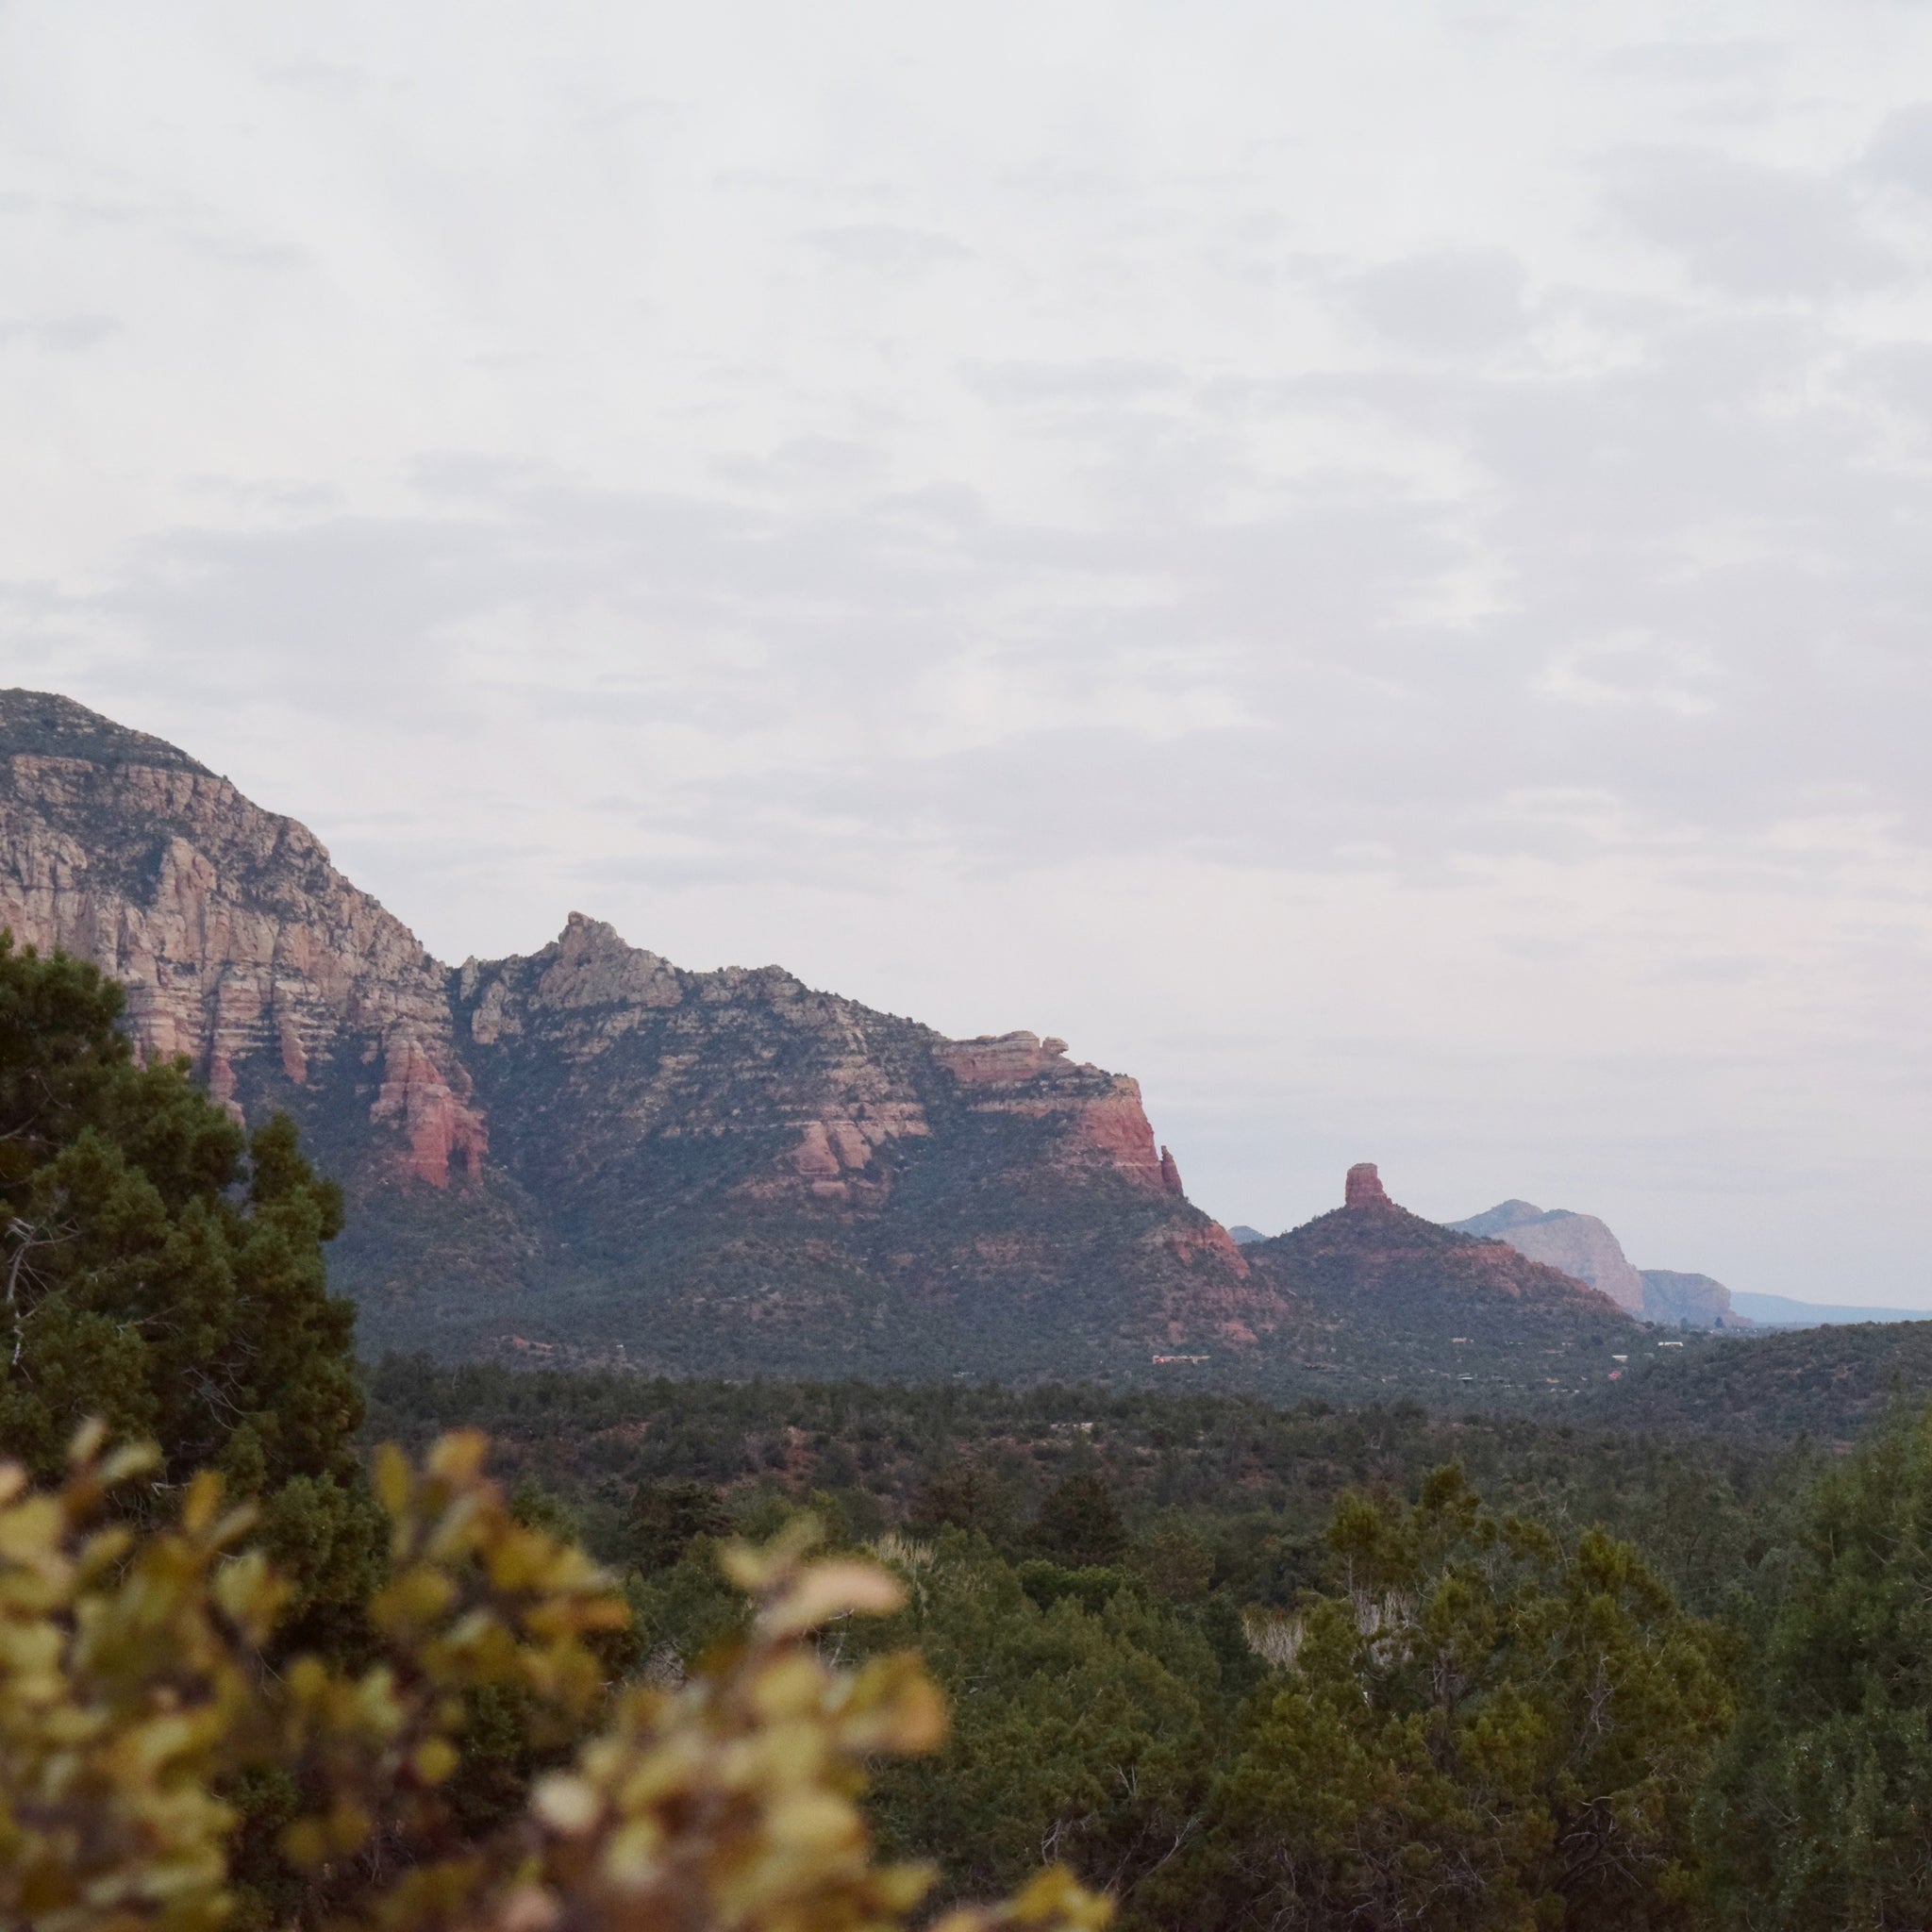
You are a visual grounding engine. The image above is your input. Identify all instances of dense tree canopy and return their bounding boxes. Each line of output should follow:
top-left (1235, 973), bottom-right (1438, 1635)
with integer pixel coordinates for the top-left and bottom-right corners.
top-left (1160, 1466), bottom-right (1733, 1930)
top-left (0, 935), bottom-right (360, 1491)
top-left (865, 1536), bottom-right (1236, 1916)
top-left (1703, 1404), bottom-right (1932, 1927)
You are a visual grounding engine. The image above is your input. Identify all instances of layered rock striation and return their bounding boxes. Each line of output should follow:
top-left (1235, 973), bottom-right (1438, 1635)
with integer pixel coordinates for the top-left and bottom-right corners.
top-left (1344, 1161), bottom-right (1393, 1212)
top-left (0, 691), bottom-right (486, 1188)
top-left (0, 691), bottom-right (1265, 1379)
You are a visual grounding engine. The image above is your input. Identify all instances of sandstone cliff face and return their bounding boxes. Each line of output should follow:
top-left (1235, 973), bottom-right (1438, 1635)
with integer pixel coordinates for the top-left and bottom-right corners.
top-left (1449, 1198), bottom-right (1742, 1329)
top-left (1641, 1270), bottom-right (1752, 1331)
top-left (0, 691), bottom-right (1261, 1379)
top-left (455, 913), bottom-right (932, 1215)
top-left (436, 911), bottom-right (1279, 1367)
top-left (1476, 1210), bottom-right (1647, 1316)
top-left (933, 1030), bottom-right (1186, 1196)
top-left (1344, 1161), bottom-right (1393, 1211)
top-left (0, 692), bottom-right (486, 1188)
top-left (447, 915), bottom-right (1199, 1216)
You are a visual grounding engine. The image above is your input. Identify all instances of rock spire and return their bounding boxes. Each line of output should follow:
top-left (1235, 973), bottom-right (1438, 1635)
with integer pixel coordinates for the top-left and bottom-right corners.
top-left (1345, 1162), bottom-right (1392, 1210)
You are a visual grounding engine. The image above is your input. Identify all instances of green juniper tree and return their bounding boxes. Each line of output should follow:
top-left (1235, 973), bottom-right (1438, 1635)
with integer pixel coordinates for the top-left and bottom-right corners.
top-left (863, 1529), bottom-right (1223, 1917)
top-left (1164, 1465), bottom-right (1732, 1931)
top-left (0, 934), bottom-right (361, 1491)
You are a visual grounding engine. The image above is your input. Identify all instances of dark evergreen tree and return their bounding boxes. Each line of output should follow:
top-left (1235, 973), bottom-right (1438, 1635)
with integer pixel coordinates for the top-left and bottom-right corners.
top-left (1028, 1470), bottom-right (1129, 1569)
top-left (0, 935), bottom-right (362, 1491)
top-left (908, 1457), bottom-right (1014, 1543)
top-left (625, 1478), bottom-right (733, 1574)
top-left (1703, 1405), bottom-right (1932, 1928)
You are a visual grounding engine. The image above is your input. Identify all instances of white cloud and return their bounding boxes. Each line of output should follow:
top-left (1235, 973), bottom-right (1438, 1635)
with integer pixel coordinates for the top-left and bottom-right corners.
top-left (1339, 249), bottom-right (1531, 357)
top-left (1533, 631), bottom-right (1723, 715)
top-left (1605, 146), bottom-right (1898, 296)
top-left (3, 0), bottom-right (1932, 1301)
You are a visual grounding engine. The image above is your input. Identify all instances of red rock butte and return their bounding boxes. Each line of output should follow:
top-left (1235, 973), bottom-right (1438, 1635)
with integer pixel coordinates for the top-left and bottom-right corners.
top-left (0, 691), bottom-right (1282, 1383)
top-left (1345, 1162), bottom-right (1393, 1211)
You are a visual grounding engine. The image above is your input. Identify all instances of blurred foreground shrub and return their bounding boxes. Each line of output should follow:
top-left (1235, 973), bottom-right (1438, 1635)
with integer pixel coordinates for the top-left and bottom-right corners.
top-left (0, 1422), bottom-right (1109, 1932)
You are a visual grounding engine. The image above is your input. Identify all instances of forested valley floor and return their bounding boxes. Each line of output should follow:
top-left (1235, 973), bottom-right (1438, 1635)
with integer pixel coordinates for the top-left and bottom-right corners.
top-left (366, 1353), bottom-right (1932, 1928)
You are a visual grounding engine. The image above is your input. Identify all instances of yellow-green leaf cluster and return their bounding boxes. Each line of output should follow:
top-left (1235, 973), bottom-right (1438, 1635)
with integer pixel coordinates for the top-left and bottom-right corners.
top-left (0, 1425), bottom-right (1108, 1932)
top-left (0, 1422), bottom-right (284, 1932)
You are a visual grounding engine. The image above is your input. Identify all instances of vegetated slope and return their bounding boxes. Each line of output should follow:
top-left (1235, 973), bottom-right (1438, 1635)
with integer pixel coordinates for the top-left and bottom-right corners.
top-left (0, 691), bottom-right (1678, 1409)
top-left (0, 690), bottom-right (1274, 1382)
top-left (1574, 1318), bottom-right (1932, 1442)
top-left (1238, 1165), bottom-right (1639, 1406)
top-left (418, 916), bottom-right (1289, 1380)
top-left (363, 1356), bottom-right (1804, 1616)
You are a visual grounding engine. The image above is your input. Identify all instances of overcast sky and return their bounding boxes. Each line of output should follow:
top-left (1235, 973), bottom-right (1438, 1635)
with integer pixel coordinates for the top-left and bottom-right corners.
top-left (6, 2), bottom-right (1932, 1304)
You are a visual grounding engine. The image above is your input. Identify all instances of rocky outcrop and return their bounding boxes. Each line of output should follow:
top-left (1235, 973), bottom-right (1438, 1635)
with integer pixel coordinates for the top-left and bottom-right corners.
top-left (1239, 1167), bottom-right (1637, 1397)
top-left (453, 912), bottom-right (935, 1215)
top-left (0, 691), bottom-right (1258, 1380)
top-left (1641, 1270), bottom-right (1752, 1331)
top-left (935, 1031), bottom-right (1181, 1195)
top-left (932, 1030), bottom-right (1069, 1085)
top-left (1281, 1168), bottom-right (1629, 1315)
top-left (447, 927), bottom-right (1194, 1216)
top-left (436, 913), bottom-right (1277, 1365)
top-left (1457, 1208), bottom-right (1646, 1316)
top-left (0, 691), bottom-right (486, 1187)
top-left (1345, 1161), bottom-right (1393, 1212)
top-left (1449, 1197), bottom-right (1742, 1329)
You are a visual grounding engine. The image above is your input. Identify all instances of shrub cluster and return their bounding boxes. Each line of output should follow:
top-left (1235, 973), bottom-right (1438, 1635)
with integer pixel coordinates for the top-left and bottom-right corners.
top-left (0, 1422), bottom-right (1107, 1932)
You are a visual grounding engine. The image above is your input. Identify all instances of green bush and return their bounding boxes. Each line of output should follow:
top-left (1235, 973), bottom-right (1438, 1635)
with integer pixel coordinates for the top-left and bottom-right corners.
top-left (0, 935), bottom-right (358, 1495)
top-left (1166, 1465), bottom-right (1733, 1930)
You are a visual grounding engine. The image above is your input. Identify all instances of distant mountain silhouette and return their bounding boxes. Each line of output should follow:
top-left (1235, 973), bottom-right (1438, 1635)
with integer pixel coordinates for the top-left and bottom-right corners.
top-left (1449, 1199), bottom-right (1749, 1330)
top-left (1240, 1164), bottom-right (1636, 1402)
top-left (1730, 1291), bottom-right (1932, 1328)
top-left (1445, 1201), bottom-right (1646, 1314)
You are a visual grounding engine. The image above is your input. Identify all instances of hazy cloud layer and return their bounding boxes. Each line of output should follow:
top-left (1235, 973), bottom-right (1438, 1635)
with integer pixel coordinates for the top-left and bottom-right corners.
top-left (3, 0), bottom-right (1931, 1302)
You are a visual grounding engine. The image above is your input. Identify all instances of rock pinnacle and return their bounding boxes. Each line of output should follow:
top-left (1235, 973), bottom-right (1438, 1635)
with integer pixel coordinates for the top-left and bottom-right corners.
top-left (1345, 1162), bottom-right (1391, 1211)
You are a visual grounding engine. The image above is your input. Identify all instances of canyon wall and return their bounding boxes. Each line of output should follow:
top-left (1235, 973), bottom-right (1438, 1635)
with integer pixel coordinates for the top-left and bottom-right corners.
top-left (0, 690), bottom-right (1265, 1377)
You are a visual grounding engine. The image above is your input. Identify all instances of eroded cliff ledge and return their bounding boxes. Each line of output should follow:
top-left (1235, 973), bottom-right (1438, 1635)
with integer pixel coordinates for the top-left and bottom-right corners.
top-left (0, 690), bottom-right (1259, 1376)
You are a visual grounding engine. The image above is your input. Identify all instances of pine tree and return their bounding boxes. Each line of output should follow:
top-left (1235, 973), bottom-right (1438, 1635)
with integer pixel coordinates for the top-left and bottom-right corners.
top-left (1028, 1470), bottom-right (1129, 1570)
